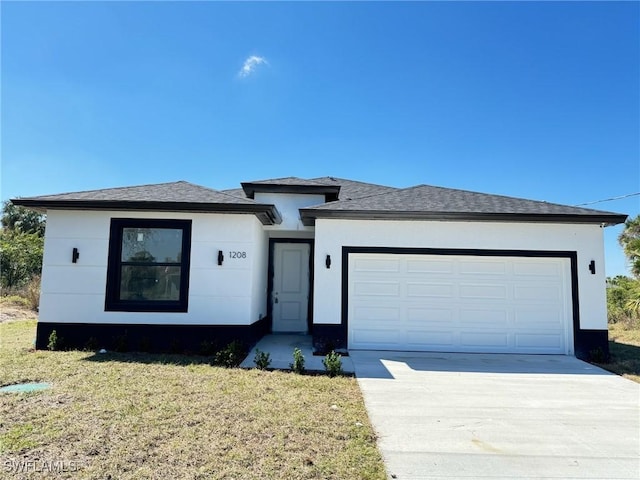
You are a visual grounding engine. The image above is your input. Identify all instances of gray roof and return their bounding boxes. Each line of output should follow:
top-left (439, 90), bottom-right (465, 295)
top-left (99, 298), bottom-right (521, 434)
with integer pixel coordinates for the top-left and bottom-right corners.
top-left (300, 184), bottom-right (627, 226)
top-left (12, 181), bottom-right (282, 225)
top-left (310, 176), bottom-right (397, 200)
top-left (240, 176), bottom-right (341, 200)
top-left (12, 177), bottom-right (627, 227)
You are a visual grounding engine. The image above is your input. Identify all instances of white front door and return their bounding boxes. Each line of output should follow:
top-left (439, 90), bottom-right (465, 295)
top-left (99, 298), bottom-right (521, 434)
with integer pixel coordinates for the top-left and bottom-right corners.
top-left (272, 242), bottom-right (310, 333)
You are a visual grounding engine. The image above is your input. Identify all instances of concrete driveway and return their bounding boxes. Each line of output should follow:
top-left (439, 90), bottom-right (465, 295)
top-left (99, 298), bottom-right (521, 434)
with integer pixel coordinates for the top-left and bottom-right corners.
top-left (351, 351), bottom-right (639, 480)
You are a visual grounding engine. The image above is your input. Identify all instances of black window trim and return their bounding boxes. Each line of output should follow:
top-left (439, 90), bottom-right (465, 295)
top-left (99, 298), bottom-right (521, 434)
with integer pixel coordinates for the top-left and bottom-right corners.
top-left (105, 218), bottom-right (192, 312)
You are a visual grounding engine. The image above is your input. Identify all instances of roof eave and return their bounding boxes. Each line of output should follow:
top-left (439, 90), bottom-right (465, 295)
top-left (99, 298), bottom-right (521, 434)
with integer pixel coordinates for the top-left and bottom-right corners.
top-left (11, 199), bottom-right (283, 225)
top-left (299, 209), bottom-right (628, 227)
top-left (241, 183), bottom-right (341, 201)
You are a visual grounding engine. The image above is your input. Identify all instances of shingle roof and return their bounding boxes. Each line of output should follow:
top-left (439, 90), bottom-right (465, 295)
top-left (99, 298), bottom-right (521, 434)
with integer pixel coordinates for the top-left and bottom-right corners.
top-left (15, 181), bottom-right (256, 204)
top-left (240, 177), bottom-right (342, 200)
top-left (300, 184), bottom-right (627, 226)
top-left (13, 178), bottom-right (627, 227)
top-left (310, 176), bottom-right (397, 200)
top-left (12, 181), bottom-right (282, 225)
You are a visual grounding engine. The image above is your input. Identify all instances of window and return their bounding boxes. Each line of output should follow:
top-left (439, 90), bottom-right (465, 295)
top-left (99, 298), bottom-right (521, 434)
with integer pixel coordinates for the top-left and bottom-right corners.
top-left (105, 219), bottom-right (192, 312)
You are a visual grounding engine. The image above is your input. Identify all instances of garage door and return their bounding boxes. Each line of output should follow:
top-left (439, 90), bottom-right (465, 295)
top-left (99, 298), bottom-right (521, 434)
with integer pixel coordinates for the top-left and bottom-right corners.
top-left (348, 253), bottom-right (573, 354)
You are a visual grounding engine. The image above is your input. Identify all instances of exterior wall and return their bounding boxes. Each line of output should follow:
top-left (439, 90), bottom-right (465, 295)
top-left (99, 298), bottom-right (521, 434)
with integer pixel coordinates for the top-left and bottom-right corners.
top-left (39, 209), bottom-right (265, 326)
top-left (250, 222), bottom-right (269, 324)
top-left (255, 192), bottom-right (324, 232)
top-left (313, 219), bottom-right (608, 332)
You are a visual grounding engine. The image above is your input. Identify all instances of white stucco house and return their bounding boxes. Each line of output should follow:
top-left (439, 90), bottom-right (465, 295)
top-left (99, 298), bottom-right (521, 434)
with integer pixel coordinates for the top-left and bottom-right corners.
top-left (13, 176), bottom-right (626, 359)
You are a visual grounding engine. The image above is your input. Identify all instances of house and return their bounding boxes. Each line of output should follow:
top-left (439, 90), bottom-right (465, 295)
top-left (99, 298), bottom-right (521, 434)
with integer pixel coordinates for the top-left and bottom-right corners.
top-left (12, 176), bottom-right (627, 359)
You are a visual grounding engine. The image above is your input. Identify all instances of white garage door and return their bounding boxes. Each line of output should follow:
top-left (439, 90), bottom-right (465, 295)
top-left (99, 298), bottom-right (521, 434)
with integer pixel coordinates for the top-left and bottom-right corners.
top-left (348, 253), bottom-right (573, 354)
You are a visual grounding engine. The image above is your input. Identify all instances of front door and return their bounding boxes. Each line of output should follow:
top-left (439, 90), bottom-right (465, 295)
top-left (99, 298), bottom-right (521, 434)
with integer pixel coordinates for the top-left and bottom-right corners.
top-left (272, 242), bottom-right (310, 333)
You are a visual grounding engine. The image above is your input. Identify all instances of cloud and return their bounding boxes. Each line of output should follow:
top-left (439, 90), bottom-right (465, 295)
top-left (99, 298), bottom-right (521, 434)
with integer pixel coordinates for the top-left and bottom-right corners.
top-left (238, 55), bottom-right (269, 78)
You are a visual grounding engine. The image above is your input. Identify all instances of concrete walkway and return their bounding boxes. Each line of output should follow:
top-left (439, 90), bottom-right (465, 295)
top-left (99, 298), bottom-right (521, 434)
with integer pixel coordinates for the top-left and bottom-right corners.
top-left (240, 334), bottom-right (354, 373)
top-left (351, 351), bottom-right (640, 480)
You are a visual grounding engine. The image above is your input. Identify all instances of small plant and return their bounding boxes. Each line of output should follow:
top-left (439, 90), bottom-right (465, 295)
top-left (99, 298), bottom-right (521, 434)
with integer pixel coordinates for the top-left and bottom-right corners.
top-left (47, 330), bottom-right (62, 351)
top-left (322, 350), bottom-right (343, 377)
top-left (139, 336), bottom-right (151, 352)
top-left (84, 336), bottom-right (99, 351)
top-left (24, 275), bottom-right (41, 311)
top-left (199, 340), bottom-right (217, 356)
top-left (113, 331), bottom-right (129, 353)
top-left (589, 347), bottom-right (608, 364)
top-left (214, 341), bottom-right (246, 368)
top-left (169, 338), bottom-right (183, 354)
top-left (290, 347), bottom-right (305, 374)
top-left (253, 349), bottom-right (271, 370)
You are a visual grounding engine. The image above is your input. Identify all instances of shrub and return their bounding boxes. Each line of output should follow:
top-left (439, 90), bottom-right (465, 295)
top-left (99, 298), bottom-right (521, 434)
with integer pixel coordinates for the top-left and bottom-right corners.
top-left (290, 347), bottom-right (305, 374)
top-left (253, 349), bottom-right (271, 370)
top-left (322, 351), bottom-right (343, 377)
top-left (47, 330), bottom-right (62, 351)
top-left (214, 341), bottom-right (246, 368)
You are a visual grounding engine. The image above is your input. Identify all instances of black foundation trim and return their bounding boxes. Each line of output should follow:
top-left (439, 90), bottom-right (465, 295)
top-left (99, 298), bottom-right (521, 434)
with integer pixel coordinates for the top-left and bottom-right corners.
top-left (35, 319), bottom-right (270, 354)
top-left (267, 239), bottom-right (314, 333)
top-left (336, 247), bottom-right (604, 358)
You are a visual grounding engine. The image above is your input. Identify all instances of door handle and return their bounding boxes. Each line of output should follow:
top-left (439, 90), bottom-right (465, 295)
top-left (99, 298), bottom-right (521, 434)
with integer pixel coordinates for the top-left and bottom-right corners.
top-left (275, 297), bottom-right (278, 304)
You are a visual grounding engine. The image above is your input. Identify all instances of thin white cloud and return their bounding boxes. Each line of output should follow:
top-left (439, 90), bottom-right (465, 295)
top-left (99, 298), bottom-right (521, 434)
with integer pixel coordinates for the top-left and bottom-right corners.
top-left (238, 55), bottom-right (269, 78)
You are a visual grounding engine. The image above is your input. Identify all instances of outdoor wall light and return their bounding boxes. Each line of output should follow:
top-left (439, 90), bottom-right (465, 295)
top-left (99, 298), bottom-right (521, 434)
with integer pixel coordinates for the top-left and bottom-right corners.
top-left (72, 248), bottom-right (80, 264)
top-left (326, 255), bottom-right (331, 269)
top-left (217, 250), bottom-right (224, 266)
top-left (588, 260), bottom-right (596, 275)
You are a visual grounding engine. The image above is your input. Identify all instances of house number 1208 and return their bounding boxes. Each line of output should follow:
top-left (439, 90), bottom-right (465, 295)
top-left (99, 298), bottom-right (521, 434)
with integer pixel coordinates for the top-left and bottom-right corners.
top-left (229, 251), bottom-right (247, 259)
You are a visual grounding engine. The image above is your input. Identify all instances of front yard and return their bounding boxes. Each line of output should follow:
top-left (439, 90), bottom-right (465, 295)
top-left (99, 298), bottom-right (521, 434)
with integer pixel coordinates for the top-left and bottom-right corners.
top-left (0, 318), bottom-right (385, 479)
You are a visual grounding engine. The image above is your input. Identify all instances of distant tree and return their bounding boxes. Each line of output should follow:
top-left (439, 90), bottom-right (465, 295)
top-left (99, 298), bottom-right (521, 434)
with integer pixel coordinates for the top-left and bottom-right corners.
top-left (619, 214), bottom-right (640, 278)
top-left (0, 200), bottom-right (46, 290)
top-left (0, 229), bottom-right (44, 289)
top-left (1, 200), bottom-right (46, 236)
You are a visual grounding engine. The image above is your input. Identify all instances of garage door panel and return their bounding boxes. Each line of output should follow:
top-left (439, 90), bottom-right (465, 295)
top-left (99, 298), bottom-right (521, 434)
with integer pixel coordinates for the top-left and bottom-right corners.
top-left (406, 282), bottom-right (455, 298)
top-left (515, 333), bottom-right (563, 350)
top-left (460, 331), bottom-right (509, 348)
top-left (351, 328), bottom-right (401, 347)
top-left (458, 260), bottom-right (507, 275)
top-left (459, 308), bottom-right (508, 326)
top-left (353, 258), bottom-right (400, 273)
top-left (407, 259), bottom-right (454, 274)
top-left (406, 330), bottom-right (455, 348)
top-left (348, 253), bottom-right (572, 354)
top-left (514, 284), bottom-right (562, 301)
top-left (459, 284), bottom-right (508, 300)
top-left (514, 309), bottom-right (564, 327)
top-left (513, 261), bottom-right (561, 277)
top-left (407, 307), bottom-right (454, 324)
top-left (353, 305), bottom-right (400, 321)
top-left (353, 281), bottom-right (400, 296)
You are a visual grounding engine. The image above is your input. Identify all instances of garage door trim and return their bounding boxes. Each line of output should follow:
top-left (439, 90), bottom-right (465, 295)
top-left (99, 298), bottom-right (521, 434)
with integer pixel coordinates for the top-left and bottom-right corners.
top-left (341, 247), bottom-right (579, 352)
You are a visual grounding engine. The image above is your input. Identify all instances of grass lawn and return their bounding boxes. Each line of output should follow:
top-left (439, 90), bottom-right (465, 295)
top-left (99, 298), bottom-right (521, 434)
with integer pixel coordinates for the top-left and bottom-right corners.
top-left (0, 319), bottom-right (386, 479)
top-left (595, 323), bottom-right (640, 383)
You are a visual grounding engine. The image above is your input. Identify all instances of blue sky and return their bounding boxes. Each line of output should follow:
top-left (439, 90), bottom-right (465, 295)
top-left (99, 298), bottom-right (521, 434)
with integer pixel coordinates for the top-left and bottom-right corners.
top-left (2, 1), bottom-right (638, 276)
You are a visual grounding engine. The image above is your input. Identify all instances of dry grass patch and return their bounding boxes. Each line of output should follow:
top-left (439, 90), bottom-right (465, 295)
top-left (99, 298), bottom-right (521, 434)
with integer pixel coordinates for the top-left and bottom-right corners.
top-left (1, 320), bottom-right (385, 479)
top-left (594, 323), bottom-right (640, 383)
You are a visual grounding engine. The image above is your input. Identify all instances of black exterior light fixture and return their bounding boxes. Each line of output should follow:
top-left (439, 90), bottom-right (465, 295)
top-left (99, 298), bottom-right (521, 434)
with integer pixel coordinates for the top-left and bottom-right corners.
top-left (588, 260), bottom-right (596, 274)
top-left (217, 250), bottom-right (224, 266)
top-left (72, 248), bottom-right (80, 263)
top-left (326, 254), bottom-right (331, 269)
